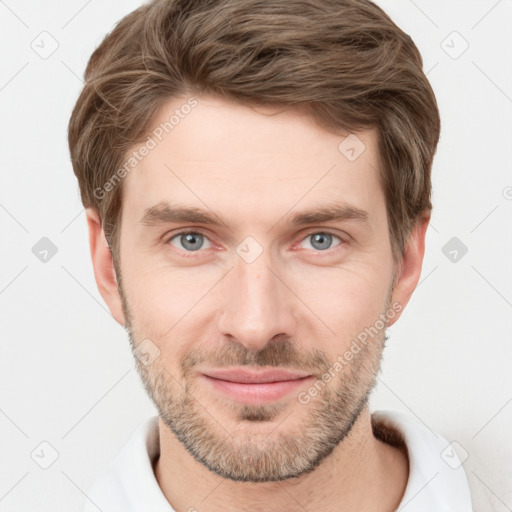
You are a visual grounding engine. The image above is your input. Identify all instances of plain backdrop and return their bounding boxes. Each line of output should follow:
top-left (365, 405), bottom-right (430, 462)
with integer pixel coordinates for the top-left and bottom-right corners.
top-left (1, 1), bottom-right (511, 510)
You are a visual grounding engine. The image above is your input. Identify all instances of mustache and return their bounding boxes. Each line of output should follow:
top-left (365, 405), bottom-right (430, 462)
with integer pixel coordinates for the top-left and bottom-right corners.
top-left (179, 337), bottom-right (331, 378)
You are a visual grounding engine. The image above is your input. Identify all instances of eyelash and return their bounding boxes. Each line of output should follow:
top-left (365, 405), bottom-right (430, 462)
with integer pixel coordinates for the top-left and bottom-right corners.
top-left (165, 229), bottom-right (346, 256)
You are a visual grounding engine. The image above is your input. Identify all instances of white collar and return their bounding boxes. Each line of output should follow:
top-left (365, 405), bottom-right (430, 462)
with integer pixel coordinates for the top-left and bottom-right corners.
top-left (83, 410), bottom-right (473, 511)
top-left (372, 410), bottom-right (473, 511)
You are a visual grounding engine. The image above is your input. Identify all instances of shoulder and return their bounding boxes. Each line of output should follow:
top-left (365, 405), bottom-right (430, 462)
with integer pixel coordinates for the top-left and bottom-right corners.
top-left (83, 415), bottom-right (172, 512)
top-left (371, 410), bottom-right (473, 512)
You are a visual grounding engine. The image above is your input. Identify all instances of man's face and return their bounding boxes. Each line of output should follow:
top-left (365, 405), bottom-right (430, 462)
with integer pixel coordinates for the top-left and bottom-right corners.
top-left (112, 95), bottom-right (399, 482)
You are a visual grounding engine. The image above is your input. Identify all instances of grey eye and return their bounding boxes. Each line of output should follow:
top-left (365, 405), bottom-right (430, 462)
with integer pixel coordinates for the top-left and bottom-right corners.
top-left (169, 232), bottom-right (212, 251)
top-left (300, 232), bottom-right (341, 251)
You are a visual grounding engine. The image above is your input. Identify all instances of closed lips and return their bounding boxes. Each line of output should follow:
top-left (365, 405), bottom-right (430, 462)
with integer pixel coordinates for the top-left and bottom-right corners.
top-left (201, 368), bottom-right (312, 384)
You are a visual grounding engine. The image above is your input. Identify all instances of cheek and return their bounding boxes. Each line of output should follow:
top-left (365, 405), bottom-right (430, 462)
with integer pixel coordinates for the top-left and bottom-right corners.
top-left (122, 261), bottom-right (219, 336)
top-left (121, 243), bottom-right (393, 357)
top-left (289, 264), bottom-right (391, 343)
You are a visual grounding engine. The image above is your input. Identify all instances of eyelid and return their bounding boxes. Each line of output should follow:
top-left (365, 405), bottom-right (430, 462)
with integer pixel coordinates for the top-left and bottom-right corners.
top-left (165, 227), bottom-right (348, 254)
top-left (165, 228), bottom-right (214, 248)
top-left (293, 229), bottom-right (346, 252)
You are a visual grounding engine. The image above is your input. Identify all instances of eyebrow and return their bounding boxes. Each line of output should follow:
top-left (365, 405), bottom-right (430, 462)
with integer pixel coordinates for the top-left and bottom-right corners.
top-left (140, 202), bottom-right (369, 229)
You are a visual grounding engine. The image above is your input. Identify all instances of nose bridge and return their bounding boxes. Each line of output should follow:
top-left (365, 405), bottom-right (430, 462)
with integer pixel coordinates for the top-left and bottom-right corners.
top-left (217, 241), bottom-right (295, 350)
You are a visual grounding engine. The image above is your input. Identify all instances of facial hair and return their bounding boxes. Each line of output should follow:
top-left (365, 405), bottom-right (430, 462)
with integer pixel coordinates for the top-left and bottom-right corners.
top-left (118, 274), bottom-right (392, 483)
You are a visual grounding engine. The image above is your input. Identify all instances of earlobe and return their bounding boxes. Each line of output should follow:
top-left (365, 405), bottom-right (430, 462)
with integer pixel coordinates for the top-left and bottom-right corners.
top-left (388, 214), bottom-right (430, 327)
top-left (85, 208), bottom-right (126, 326)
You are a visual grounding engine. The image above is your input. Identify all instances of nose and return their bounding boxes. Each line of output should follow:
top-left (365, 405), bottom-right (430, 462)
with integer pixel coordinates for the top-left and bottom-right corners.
top-left (217, 248), bottom-right (297, 352)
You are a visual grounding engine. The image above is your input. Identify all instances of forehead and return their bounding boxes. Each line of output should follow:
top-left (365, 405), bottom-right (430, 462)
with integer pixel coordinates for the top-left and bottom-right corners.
top-left (121, 94), bottom-right (384, 227)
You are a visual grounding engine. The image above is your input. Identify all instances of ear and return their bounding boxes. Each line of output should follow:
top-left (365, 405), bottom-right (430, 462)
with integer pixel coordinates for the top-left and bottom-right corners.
top-left (86, 208), bottom-right (126, 326)
top-left (388, 213), bottom-right (430, 327)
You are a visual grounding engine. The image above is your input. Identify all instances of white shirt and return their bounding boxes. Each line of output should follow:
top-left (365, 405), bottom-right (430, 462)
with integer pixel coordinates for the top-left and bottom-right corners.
top-left (83, 410), bottom-right (473, 512)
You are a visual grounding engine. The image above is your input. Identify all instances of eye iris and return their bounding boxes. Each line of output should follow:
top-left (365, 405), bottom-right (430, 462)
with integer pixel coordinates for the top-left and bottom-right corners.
top-left (181, 233), bottom-right (203, 251)
top-left (311, 233), bottom-right (332, 250)
top-left (176, 233), bottom-right (335, 251)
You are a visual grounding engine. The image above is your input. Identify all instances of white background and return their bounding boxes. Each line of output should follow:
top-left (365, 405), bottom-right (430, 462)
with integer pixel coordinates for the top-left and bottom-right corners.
top-left (0, 1), bottom-right (511, 510)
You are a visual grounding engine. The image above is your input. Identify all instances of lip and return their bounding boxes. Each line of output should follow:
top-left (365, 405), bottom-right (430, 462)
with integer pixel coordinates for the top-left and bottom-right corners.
top-left (199, 367), bottom-right (313, 405)
top-left (201, 367), bottom-right (312, 383)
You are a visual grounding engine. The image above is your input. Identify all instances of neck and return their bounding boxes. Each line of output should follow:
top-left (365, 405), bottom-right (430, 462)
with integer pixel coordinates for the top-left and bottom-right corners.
top-left (154, 406), bottom-right (409, 512)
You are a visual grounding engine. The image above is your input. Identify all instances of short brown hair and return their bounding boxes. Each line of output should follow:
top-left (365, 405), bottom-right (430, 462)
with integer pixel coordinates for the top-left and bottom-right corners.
top-left (68, 0), bottom-right (440, 261)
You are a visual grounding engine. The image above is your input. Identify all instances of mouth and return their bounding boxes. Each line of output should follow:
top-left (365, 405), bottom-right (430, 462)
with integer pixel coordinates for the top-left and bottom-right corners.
top-left (199, 367), bottom-right (314, 404)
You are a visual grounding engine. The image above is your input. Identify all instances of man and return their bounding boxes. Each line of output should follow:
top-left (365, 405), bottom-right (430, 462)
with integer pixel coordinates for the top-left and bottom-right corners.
top-left (68, 0), bottom-right (473, 510)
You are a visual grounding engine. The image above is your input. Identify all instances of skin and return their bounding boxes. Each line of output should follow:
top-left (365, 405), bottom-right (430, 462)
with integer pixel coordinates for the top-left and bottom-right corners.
top-left (87, 94), bottom-right (429, 512)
